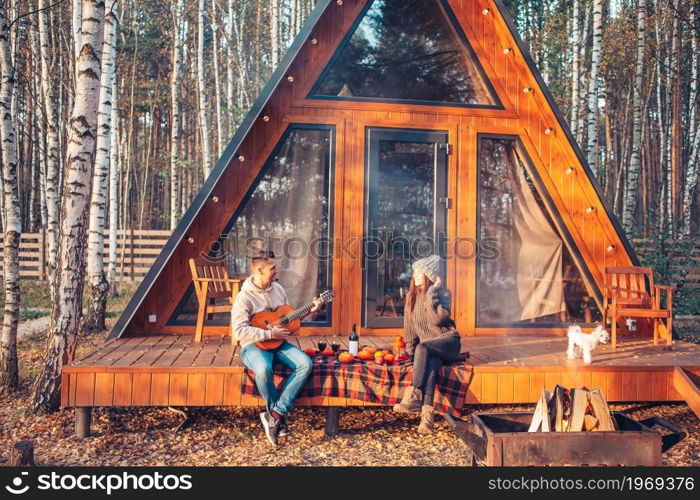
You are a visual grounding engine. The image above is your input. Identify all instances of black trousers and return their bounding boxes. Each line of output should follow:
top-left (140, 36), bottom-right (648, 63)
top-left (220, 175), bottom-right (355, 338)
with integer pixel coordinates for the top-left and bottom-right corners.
top-left (411, 335), bottom-right (461, 406)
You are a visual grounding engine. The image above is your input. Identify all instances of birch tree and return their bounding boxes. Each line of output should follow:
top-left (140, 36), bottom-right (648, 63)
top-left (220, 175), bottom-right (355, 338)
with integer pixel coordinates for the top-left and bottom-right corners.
top-left (586, 0), bottom-right (602, 174)
top-left (211, 12), bottom-right (224, 156)
top-left (33, 0), bottom-right (105, 413)
top-left (197, 0), bottom-right (211, 177)
top-left (682, 3), bottom-right (699, 235)
top-left (570, 0), bottom-right (581, 138)
top-left (0, 1), bottom-right (20, 393)
top-left (85, 0), bottom-right (118, 332)
top-left (622, 0), bottom-right (645, 230)
top-left (38, 0), bottom-right (61, 287)
top-left (108, 76), bottom-right (118, 293)
top-left (271, 0), bottom-right (279, 69)
top-left (170, 0), bottom-right (183, 230)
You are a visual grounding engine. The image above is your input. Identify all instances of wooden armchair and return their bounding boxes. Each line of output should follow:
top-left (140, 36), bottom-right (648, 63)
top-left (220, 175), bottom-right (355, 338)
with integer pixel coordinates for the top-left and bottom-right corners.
top-left (189, 258), bottom-right (244, 345)
top-left (602, 266), bottom-right (673, 350)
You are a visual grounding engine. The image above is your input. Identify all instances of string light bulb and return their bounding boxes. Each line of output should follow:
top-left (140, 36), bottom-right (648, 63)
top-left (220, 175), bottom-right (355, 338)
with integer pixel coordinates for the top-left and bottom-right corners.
top-left (309, 37), bottom-right (318, 45)
top-left (585, 206), bottom-right (595, 214)
top-left (211, 196), bottom-right (219, 203)
top-left (482, 8), bottom-right (490, 14)
top-left (187, 236), bottom-right (195, 244)
top-left (606, 244), bottom-right (615, 252)
top-left (262, 115), bottom-right (270, 122)
top-left (286, 75), bottom-right (294, 83)
top-left (566, 166), bottom-right (575, 175)
top-left (238, 155), bottom-right (245, 162)
top-left (523, 87), bottom-right (533, 94)
top-left (503, 47), bottom-right (512, 54)
top-left (544, 127), bottom-right (554, 135)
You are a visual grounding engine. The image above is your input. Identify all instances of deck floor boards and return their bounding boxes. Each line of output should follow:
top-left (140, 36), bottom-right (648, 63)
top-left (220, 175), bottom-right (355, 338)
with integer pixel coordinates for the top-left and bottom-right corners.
top-left (68, 335), bottom-right (700, 370)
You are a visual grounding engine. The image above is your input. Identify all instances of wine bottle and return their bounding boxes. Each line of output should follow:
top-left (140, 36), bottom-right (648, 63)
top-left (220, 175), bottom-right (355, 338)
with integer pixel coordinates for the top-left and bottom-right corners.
top-left (348, 323), bottom-right (359, 356)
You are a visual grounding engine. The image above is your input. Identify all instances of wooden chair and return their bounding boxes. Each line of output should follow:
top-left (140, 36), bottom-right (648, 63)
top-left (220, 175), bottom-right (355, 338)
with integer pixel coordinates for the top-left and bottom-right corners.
top-left (602, 266), bottom-right (673, 350)
top-left (189, 258), bottom-right (244, 345)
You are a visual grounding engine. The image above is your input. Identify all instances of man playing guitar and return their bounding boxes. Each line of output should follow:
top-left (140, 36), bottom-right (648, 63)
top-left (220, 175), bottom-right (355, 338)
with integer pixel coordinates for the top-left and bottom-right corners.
top-left (231, 250), bottom-right (323, 446)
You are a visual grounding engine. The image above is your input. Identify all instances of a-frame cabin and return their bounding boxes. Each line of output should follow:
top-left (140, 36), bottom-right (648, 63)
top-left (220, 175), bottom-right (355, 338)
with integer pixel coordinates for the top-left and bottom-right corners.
top-left (62, 0), bottom-right (700, 425)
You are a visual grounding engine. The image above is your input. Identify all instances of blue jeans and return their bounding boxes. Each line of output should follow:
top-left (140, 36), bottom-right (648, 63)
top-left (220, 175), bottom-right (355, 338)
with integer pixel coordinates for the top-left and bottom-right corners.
top-left (240, 341), bottom-right (313, 416)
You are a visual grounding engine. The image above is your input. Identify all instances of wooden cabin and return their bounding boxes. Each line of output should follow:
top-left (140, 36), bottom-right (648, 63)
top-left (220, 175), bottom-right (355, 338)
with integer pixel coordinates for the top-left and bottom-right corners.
top-left (62, 0), bottom-right (700, 433)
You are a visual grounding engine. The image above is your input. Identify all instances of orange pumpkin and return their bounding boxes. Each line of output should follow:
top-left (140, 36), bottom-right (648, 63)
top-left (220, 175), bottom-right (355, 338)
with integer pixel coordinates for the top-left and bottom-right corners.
top-left (322, 348), bottom-right (335, 357)
top-left (304, 348), bottom-right (316, 357)
top-left (357, 350), bottom-right (372, 361)
top-left (384, 353), bottom-right (395, 364)
top-left (338, 352), bottom-right (354, 363)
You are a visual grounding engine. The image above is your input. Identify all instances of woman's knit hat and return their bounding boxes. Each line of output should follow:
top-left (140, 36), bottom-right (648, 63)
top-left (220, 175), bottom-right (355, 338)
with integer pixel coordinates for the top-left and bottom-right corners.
top-left (412, 255), bottom-right (441, 282)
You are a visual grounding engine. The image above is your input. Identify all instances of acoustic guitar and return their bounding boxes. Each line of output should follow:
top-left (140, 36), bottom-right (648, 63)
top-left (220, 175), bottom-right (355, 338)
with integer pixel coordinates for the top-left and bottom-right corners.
top-left (253, 289), bottom-right (336, 350)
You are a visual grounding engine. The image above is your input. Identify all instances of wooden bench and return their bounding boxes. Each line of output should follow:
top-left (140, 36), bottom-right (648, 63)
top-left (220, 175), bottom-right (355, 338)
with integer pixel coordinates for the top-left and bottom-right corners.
top-left (188, 258), bottom-right (244, 345)
top-left (602, 266), bottom-right (673, 350)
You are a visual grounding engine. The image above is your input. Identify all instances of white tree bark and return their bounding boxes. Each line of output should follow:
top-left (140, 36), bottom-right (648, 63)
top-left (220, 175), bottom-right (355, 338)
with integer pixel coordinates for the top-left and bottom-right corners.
top-left (585, 0), bottom-right (602, 174)
top-left (0, 2), bottom-right (21, 393)
top-left (108, 76), bottom-right (119, 293)
top-left (39, 0), bottom-right (61, 287)
top-left (197, 0), bottom-right (212, 177)
top-left (85, 0), bottom-right (117, 332)
top-left (211, 10), bottom-right (224, 156)
top-left (271, 0), bottom-right (279, 69)
top-left (226, 0), bottom-right (234, 136)
top-left (683, 4), bottom-right (699, 235)
top-left (33, 0), bottom-right (105, 413)
top-left (577, 0), bottom-right (590, 145)
top-left (570, 0), bottom-right (581, 139)
top-left (72, 0), bottom-right (82, 79)
top-left (170, 0), bottom-right (183, 230)
top-left (623, 0), bottom-right (645, 231)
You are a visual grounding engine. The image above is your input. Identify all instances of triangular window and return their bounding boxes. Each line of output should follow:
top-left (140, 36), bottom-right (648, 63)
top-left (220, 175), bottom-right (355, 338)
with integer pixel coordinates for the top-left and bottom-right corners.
top-left (169, 125), bottom-right (335, 327)
top-left (310, 0), bottom-right (500, 107)
top-left (476, 136), bottom-right (602, 326)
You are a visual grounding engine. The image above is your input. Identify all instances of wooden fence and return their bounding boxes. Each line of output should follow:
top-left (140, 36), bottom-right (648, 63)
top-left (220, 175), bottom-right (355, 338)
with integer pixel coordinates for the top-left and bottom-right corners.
top-left (0, 229), bottom-right (170, 282)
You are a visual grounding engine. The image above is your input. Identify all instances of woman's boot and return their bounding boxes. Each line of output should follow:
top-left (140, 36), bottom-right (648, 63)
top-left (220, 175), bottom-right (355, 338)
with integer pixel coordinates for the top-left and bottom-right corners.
top-left (392, 386), bottom-right (422, 413)
top-left (417, 405), bottom-right (435, 434)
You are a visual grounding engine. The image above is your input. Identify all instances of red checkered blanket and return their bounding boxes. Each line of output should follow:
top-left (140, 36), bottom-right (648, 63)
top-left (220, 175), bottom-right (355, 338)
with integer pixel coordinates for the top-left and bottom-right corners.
top-left (241, 354), bottom-right (472, 415)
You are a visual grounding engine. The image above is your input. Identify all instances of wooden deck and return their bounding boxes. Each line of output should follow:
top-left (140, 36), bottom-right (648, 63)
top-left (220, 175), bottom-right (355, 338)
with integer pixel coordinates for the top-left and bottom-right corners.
top-left (61, 335), bottom-right (700, 408)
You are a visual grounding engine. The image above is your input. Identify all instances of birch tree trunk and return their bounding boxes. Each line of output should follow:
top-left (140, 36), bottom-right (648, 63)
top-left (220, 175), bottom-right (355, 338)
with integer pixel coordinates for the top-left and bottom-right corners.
top-left (682, 4), bottom-right (699, 235)
top-left (211, 12), bottom-right (224, 156)
top-left (108, 76), bottom-right (119, 294)
top-left (39, 0), bottom-right (61, 289)
top-left (623, 0), bottom-right (645, 231)
top-left (577, 0), bottom-right (590, 145)
top-left (85, 0), bottom-right (117, 332)
top-left (271, 0), bottom-right (279, 69)
top-left (0, 2), bottom-right (21, 393)
top-left (170, 0), bottom-right (183, 230)
top-left (197, 0), bottom-right (212, 177)
top-left (570, 0), bottom-right (581, 138)
top-left (586, 0), bottom-right (602, 175)
top-left (226, 0), bottom-right (234, 136)
top-left (33, 0), bottom-right (105, 413)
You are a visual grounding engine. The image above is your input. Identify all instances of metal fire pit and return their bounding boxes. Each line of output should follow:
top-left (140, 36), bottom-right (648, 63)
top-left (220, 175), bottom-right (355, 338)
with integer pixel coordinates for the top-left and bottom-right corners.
top-left (446, 412), bottom-right (685, 466)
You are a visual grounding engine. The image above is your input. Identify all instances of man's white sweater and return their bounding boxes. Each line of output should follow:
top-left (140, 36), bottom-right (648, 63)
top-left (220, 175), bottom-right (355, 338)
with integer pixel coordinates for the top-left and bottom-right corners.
top-left (231, 277), bottom-right (288, 348)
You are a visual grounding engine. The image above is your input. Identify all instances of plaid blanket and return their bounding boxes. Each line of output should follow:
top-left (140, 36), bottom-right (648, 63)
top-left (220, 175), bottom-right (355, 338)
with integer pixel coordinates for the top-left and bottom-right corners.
top-left (241, 354), bottom-right (472, 416)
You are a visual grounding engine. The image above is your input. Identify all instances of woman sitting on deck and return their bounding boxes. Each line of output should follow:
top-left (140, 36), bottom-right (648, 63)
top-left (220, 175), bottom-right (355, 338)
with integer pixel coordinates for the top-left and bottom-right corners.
top-left (393, 255), bottom-right (461, 433)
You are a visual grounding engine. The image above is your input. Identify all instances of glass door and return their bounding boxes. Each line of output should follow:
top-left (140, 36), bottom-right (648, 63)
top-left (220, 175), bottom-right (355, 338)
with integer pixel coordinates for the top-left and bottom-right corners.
top-left (363, 128), bottom-right (449, 328)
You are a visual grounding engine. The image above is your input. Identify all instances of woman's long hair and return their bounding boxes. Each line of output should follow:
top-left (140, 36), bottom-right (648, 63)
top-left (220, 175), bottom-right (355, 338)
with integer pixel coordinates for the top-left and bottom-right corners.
top-left (404, 276), bottom-right (433, 319)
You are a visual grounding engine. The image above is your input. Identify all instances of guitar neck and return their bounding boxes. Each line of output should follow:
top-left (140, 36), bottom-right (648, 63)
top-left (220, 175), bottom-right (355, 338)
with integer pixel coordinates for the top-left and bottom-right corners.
top-left (279, 301), bottom-right (316, 324)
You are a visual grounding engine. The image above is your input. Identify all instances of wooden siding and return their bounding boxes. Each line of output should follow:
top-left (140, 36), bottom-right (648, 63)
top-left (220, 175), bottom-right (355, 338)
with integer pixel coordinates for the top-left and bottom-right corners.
top-left (126, 0), bottom-right (635, 338)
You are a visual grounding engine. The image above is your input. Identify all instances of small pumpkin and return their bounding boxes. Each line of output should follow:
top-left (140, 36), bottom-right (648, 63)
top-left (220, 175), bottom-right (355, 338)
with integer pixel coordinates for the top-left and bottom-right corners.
top-left (303, 348), bottom-right (316, 357)
top-left (338, 352), bottom-right (354, 363)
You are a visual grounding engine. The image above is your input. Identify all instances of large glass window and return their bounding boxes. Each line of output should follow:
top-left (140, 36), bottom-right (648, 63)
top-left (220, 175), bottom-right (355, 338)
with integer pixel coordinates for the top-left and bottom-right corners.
top-left (170, 125), bottom-right (334, 326)
top-left (476, 137), bottom-right (601, 326)
top-left (363, 128), bottom-right (448, 328)
top-left (310, 0), bottom-right (499, 107)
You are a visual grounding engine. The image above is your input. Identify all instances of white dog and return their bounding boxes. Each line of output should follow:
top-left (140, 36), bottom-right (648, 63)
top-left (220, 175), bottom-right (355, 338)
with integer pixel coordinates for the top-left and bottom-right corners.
top-left (566, 324), bottom-right (610, 364)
